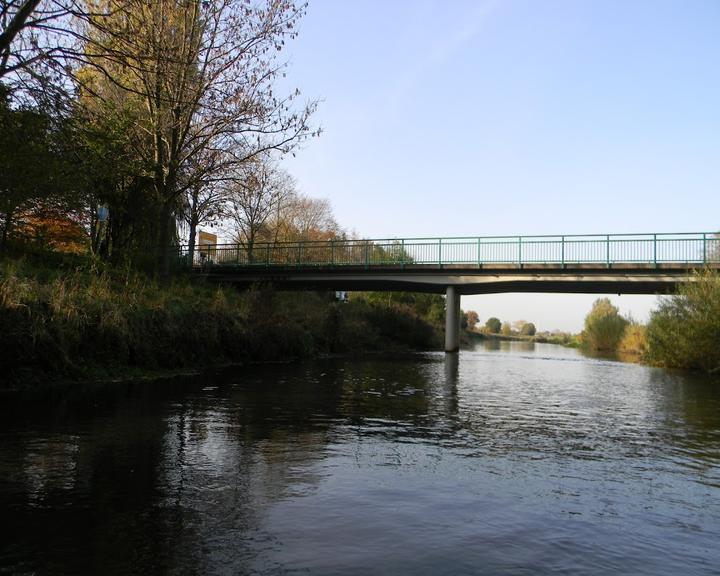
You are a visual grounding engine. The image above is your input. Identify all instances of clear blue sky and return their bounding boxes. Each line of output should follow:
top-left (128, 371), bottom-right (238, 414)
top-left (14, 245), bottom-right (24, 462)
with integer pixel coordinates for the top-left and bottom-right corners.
top-left (282, 0), bottom-right (720, 332)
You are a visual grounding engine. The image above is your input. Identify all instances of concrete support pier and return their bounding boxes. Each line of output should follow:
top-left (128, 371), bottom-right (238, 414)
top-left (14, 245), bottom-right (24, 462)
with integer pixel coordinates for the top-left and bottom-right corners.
top-left (445, 285), bottom-right (460, 353)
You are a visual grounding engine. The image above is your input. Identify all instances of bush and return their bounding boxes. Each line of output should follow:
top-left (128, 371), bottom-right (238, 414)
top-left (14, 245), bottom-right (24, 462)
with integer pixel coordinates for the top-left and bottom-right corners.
top-left (617, 323), bottom-right (646, 356)
top-left (581, 298), bottom-right (629, 352)
top-left (645, 270), bottom-right (720, 372)
top-left (520, 322), bottom-right (536, 336)
top-left (0, 257), bottom-right (445, 386)
top-left (485, 317), bottom-right (501, 333)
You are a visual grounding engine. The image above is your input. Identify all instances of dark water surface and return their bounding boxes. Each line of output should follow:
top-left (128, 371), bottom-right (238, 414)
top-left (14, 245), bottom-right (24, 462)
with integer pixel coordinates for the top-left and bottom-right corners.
top-left (2, 342), bottom-right (720, 575)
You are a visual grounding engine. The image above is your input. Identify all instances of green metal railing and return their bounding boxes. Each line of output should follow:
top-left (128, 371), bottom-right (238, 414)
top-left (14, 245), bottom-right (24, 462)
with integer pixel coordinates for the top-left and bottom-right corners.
top-left (179, 232), bottom-right (720, 269)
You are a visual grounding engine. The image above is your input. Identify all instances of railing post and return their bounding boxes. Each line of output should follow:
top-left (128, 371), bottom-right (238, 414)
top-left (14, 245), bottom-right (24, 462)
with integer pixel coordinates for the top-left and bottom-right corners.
top-left (364, 240), bottom-right (369, 270)
top-left (477, 237), bottom-right (481, 269)
top-left (518, 236), bottom-right (522, 269)
top-left (401, 239), bottom-right (405, 269)
top-left (296, 242), bottom-right (301, 268)
top-left (438, 238), bottom-right (442, 268)
top-left (703, 233), bottom-right (707, 264)
top-left (653, 234), bottom-right (657, 268)
top-left (606, 235), bottom-right (610, 268)
top-left (561, 236), bottom-right (565, 268)
top-left (331, 240), bottom-right (335, 267)
top-left (266, 243), bottom-right (270, 267)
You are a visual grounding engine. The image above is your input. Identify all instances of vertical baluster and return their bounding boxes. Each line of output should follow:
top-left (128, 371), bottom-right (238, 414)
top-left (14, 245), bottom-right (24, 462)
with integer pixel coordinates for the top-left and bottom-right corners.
top-left (518, 237), bottom-right (522, 268)
top-left (653, 234), bottom-right (657, 267)
top-left (606, 235), bottom-right (610, 267)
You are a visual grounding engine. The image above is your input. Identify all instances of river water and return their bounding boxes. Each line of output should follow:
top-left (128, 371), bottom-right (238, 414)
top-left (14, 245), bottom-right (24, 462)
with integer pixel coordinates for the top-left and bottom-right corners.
top-left (1, 341), bottom-right (719, 575)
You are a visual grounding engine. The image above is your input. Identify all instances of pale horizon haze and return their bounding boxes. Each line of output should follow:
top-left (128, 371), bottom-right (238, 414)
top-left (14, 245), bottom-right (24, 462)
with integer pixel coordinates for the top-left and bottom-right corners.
top-left (277, 0), bottom-right (719, 332)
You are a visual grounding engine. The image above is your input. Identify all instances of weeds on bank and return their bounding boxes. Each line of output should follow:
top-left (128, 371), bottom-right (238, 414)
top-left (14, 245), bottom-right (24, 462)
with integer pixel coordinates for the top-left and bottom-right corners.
top-left (0, 256), bottom-right (442, 386)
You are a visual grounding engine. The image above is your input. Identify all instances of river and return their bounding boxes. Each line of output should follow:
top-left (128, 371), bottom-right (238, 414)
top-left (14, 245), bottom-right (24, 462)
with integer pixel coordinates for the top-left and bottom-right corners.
top-left (1, 341), bottom-right (719, 575)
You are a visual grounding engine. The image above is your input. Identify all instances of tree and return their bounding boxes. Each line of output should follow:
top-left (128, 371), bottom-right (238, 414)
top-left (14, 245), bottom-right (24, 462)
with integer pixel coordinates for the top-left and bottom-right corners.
top-left (179, 148), bottom-right (232, 264)
top-left (464, 310), bottom-right (479, 331)
top-left (0, 1), bottom-right (74, 88)
top-left (227, 158), bottom-right (292, 261)
top-left (274, 194), bottom-right (339, 242)
top-left (645, 269), bottom-right (720, 372)
top-left (484, 317), bottom-right (501, 334)
top-left (501, 321), bottom-right (512, 336)
top-left (79, 0), bottom-right (318, 273)
top-left (582, 298), bottom-right (629, 352)
top-left (520, 322), bottom-right (536, 336)
top-left (0, 95), bottom-right (62, 249)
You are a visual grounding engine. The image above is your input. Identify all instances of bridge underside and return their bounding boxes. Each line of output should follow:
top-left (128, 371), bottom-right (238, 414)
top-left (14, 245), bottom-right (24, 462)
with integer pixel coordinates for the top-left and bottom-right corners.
top-left (196, 263), bottom-right (707, 296)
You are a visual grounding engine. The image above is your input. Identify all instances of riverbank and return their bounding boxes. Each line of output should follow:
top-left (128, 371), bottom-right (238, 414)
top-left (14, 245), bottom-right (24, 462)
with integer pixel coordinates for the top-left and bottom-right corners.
top-left (467, 331), bottom-right (581, 348)
top-left (0, 254), bottom-right (444, 388)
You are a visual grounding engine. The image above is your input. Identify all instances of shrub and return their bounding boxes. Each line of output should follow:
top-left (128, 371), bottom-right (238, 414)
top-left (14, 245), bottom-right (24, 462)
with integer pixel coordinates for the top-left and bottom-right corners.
top-left (617, 323), bottom-right (646, 356)
top-left (484, 317), bottom-right (501, 333)
top-left (520, 322), bottom-right (536, 336)
top-left (581, 298), bottom-right (629, 352)
top-left (645, 270), bottom-right (720, 372)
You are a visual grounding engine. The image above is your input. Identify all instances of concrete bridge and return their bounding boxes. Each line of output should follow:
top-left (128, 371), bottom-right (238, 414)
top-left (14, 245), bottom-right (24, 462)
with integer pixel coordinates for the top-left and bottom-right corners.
top-left (181, 232), bottom-right (719, 352)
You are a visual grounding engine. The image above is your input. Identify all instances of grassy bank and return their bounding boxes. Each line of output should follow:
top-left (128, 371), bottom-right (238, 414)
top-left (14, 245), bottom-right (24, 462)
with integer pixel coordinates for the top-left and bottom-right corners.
top-left (0, 255), bottom-right (443, 387)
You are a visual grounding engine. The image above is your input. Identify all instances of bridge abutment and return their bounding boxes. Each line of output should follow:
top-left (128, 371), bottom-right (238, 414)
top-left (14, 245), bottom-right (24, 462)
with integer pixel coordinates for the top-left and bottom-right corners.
top-left (445, 285), bottom-right (460, 353)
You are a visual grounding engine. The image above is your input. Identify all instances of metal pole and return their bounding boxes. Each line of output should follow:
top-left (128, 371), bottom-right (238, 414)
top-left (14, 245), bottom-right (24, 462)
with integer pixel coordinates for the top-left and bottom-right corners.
top-left (703, 233), bottom-right (707, 264)
top-left (561, 236), bottom-right (565, 268)
top-left (438, 238), bottom-right (442, 268)
top-left (477, 237), bottom-right (481, 268)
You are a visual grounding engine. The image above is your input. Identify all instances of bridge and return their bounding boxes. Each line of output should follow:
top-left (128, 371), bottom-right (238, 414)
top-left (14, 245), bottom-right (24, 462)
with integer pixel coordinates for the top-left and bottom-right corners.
top-left (180, 232), bottom-right (719, 352)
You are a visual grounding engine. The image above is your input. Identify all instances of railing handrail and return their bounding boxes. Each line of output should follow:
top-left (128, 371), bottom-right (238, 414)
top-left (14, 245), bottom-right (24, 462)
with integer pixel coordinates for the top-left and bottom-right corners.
top-left (178, 231), bottom-right (718, 250)
top-left (176, 231), bottom-right (720, 270)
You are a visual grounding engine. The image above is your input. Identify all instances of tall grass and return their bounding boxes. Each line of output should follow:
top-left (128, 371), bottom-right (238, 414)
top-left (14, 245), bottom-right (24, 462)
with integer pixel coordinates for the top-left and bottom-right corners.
top-left (0, 256), bottom-right (442, 386)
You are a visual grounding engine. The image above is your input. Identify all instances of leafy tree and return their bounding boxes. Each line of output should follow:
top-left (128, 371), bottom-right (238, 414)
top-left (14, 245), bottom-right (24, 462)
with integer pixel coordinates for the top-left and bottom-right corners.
top-left (501, 321), bottom-right (512, 336)
top-left (582, 298), bottom-right (629, 352)
top-left (520, 322), bottom-right (536, 336)
top-left (464, 310), bottom-right (479, 331)
top-left (485, 317), bottom-right (501, 333)
top-left (645, 269), bottom-right (720, 372)
top-left (0, 95), bottom-right (63, 249)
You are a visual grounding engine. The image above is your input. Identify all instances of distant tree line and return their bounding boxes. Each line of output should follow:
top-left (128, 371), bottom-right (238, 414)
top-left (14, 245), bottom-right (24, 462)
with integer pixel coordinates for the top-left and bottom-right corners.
top-left (477, 316), bottom-right (536, 337)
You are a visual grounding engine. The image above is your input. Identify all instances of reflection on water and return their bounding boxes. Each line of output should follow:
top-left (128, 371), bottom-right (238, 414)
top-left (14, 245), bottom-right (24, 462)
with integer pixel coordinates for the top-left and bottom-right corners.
top-left (1, 343), bottom-right (719, 575)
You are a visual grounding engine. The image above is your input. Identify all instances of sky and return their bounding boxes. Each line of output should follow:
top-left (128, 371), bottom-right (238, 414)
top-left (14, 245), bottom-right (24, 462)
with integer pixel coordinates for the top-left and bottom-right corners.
top-left (278, 0), bottom-right (720, 332)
